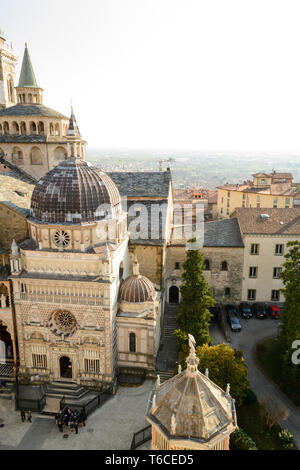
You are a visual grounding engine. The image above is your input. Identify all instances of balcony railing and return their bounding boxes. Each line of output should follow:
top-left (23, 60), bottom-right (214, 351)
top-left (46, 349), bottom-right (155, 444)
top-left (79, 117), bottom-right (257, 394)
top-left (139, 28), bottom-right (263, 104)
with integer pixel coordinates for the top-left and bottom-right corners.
top-left (19, 293), bottom-right (104, 306)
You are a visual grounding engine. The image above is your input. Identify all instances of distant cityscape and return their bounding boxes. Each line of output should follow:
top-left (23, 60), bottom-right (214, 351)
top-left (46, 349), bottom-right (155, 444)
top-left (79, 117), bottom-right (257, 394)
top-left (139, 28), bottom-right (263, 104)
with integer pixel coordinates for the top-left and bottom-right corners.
top-left (87, 149), bottom-right (300, 189)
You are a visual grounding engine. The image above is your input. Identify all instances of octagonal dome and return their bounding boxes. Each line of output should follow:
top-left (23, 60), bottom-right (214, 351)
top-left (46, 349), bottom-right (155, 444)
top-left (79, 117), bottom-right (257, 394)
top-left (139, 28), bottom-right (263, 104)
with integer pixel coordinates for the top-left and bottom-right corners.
top-left (30, 158), bottom-right (121, 224)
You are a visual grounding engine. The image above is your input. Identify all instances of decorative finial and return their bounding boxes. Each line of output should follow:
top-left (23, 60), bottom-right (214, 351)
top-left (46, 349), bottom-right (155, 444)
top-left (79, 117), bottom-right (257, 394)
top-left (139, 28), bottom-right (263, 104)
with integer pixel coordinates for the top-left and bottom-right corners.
top-left (226, 383), bottom-right (231, 396)
top-left (156, 375), bottom-right (160, 388)
top-left (11, 239), bottom-right (19, 256)
top-left (186, 334), bottom-right (199, 374)
top-left (171, 414), bottom-right (177, 435)
top-left (133, 255), bottom-right (140, 277)
top-left (152, 393), bottom-right (157, 411)
top-left (25, 42), bottom-right (28, 48)
top-left (205, 368), bottom-right (209, 378)
top-left (178, 364), bottom-right (182, 374)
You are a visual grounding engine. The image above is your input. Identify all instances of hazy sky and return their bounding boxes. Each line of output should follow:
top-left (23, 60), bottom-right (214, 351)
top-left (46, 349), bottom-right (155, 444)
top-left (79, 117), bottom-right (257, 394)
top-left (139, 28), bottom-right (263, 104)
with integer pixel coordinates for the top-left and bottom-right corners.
top-left (2, 0), bottom-right (300, 152)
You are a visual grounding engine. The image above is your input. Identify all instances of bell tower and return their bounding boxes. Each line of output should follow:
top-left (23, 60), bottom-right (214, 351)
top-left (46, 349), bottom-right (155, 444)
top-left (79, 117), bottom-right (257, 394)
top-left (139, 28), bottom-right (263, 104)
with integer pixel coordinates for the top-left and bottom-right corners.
top-left (15, 43), bottom-right (44, 105)
top-left (0, 29), bottom-right (17, 109)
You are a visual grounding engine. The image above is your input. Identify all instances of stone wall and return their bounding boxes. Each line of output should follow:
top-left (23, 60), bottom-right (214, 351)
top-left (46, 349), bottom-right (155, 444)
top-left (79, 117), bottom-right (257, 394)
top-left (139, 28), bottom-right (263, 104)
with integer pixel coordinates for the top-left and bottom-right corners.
top-left (166, 244), bottom-right (244, 304)
top-left (0, 202), bottom-right (29, 249)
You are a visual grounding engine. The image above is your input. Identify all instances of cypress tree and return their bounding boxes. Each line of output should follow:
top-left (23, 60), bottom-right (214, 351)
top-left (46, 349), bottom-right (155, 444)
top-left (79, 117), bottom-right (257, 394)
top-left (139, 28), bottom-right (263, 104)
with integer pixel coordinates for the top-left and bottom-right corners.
top-left (279, 240), bottom-right (300, 379)
top-left (176, 240), bottom-right (215, 346)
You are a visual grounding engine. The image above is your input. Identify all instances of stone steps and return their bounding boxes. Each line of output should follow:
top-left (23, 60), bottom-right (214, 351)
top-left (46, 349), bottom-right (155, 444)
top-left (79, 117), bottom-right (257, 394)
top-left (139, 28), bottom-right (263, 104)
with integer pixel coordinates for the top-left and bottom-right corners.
top-left (46, 381), bottom-right (89, 400)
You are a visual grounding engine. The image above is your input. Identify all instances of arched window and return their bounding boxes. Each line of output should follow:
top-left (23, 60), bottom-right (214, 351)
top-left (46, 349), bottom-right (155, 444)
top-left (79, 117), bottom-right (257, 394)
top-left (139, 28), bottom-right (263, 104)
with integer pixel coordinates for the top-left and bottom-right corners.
top-left (0, 147), bottom-right (4, 157)
top-left (11, 121), bottom-right (19, 134)
top-left (204, 259), bottom-right (210, 271)
top-left (38, 122), bottom-right (44, 135)
top-left (7, 76), bottom-right (14, 103)
top-left (129, 333), bottom-right (136, 353)
top-left (0, 124), bottom-right (3, 135)
top-left (20, 122), bottom-right (26, 135)
top-left (54, 146), bottom-right (67, 162)
top-left (12, 147), bottom-right (24, 166)
top-left (55, 123), bottom-right (60, 135)
top-left (29, 122), bottom-right (37, 134)
top-left (30, 147), bottom-right (43, 165)
top-left (50, 123), bottom-right (55, 135)
top-left (3, 122), bottom-right (9, 135)
top-left (28, 93), bottom-right (33, 103)
top-left (221, 261), bottom-right (228, 271)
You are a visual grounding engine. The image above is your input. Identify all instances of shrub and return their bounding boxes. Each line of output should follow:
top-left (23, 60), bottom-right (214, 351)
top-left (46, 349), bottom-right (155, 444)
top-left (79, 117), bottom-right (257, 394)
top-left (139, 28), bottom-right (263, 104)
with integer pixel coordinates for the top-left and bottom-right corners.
top-left (230, 427), bottom-right (257, 450)
top-left (279, 429), bottom-right (294, 449)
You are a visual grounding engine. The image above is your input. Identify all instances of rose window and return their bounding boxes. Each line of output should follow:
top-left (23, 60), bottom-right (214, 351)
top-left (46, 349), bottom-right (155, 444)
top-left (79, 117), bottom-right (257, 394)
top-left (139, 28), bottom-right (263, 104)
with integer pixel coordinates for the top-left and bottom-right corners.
top-left (54, 230), bottom-right (70, 248)
top-left (49, 310), bottom-right (77, 337)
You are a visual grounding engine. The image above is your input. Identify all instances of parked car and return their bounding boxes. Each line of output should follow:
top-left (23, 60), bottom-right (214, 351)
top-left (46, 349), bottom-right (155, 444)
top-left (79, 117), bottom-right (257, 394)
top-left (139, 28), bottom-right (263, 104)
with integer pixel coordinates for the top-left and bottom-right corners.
top-left (227, 314), bottom-right (242, 332)
top-left (268, 305), bottom-right (281, 319)
top-left (239, 302), bottom-right (253, 319)
top-left (253, 303), bottom-right (267, 319)
top-left (225, 304), bottom-right (238, 316)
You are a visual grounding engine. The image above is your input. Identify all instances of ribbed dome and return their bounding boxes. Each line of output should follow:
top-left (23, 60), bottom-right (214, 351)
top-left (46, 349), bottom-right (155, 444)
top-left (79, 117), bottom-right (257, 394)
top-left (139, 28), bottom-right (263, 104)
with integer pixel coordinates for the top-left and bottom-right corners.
top-left (30, 158), bottom-right (121, 224)
top-left (120, 275), bottom-right (154, 303)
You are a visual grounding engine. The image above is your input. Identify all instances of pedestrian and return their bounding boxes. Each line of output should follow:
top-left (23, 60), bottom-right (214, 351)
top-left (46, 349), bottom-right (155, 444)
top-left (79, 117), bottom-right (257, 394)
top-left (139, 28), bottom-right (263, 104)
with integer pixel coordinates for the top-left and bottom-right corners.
top-left (21, 409), bottom-right (25, 422)
top-left (27, 409), bottom-right (32, 423)
top-left (58, 419), bottom-right (63, 432)
top-left (74, 421), bottom-right (79, 435)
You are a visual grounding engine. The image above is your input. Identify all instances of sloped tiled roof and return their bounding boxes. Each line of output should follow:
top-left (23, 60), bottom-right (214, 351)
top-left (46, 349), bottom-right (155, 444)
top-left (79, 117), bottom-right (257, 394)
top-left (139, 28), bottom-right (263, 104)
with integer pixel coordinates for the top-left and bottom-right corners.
top-left (204, 218), bottom-right (244, 247)
top-left (0, 104), bottom-right (68, 119)
top-left (107, 171), bottom-right (171, 198)
top-left (235, 207), bottom-right (300, 235)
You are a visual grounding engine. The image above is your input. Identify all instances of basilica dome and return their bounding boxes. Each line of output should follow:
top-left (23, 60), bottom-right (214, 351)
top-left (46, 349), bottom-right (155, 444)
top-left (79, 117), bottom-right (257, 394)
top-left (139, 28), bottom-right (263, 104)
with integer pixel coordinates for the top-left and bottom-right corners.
top-left (30, 158), bottom-right (121, 224)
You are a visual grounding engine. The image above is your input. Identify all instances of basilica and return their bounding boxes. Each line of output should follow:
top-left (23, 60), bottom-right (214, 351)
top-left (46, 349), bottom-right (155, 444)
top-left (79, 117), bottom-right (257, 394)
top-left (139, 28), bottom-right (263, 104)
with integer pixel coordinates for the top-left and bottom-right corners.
top-left (0, 34), bottom-right (250, 392)
top-left (0, 36), bottom-right (173, 388)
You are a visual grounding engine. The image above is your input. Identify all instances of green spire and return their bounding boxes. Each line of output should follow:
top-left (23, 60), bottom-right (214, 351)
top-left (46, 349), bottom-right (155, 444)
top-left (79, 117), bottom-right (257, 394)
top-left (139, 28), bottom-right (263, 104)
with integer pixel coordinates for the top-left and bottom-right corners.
top-left (17, 43), bottom-right (39, 88)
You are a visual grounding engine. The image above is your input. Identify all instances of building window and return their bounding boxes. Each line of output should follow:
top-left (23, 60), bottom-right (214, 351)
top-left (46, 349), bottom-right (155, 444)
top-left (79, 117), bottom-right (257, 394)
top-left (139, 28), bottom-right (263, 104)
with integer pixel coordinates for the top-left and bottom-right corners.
top-left (273, 198), bottom-right (278, 208)
top-left (204, 259), bottom-right (210, 271)
top-left (271, 290), bottom-right (280, 301)
top-left (248, 289), bottom-right (256, 301)
top-left (175, 262), bottom-right (180, 270)
top-left (285, 198), bottom-right (290, 208)
top-left (225, 288), bottom-right (231, 297)
top-left (226, 209), bottom-right (230, 215)
top-left (273, 267), bottom-right (281, 279)
top-left (242, 200), bottom-right (246, 208)
top-left (84, 359), bottom-right (100, 374)
top-left (227, 200), bottom-right (230, 208)
top-left (32, 354), bottom-right (47, 369)
top-left (251, 244), bottom-right (259, 255)
top-left (227, 192), bottom-right (231, 198)
top-left (129, 333), bottom-right (136, 353)
top-left (249, 267), bottom-right (257, 278)
top-left (221, 261), bottom-right (228, 271)
top-left (275, 244), bottom-right (284, 256)
top-left (220, 208), bottom-right (223, 214)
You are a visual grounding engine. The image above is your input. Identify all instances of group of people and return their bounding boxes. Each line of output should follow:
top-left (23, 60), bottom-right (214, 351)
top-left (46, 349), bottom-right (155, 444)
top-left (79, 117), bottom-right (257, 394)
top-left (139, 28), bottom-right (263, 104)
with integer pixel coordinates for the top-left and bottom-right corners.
top-left (20, 409), bottom-right (32, 423)
top-left (55, 407), bottom-right (87, 435)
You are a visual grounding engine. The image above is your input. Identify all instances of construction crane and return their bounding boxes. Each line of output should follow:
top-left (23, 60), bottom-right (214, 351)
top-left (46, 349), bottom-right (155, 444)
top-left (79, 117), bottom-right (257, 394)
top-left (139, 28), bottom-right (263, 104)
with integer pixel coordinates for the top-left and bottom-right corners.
top-left (159, 158), bottom-right (175, 172)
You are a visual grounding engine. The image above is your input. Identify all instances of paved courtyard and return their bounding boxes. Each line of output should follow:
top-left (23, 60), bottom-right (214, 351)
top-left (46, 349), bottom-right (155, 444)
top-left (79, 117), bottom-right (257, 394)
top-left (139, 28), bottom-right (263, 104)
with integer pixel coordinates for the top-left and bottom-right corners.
top-left (211, 315), bottom-right (300, 449)
top-left (0, 380), bottom-right (154, 450)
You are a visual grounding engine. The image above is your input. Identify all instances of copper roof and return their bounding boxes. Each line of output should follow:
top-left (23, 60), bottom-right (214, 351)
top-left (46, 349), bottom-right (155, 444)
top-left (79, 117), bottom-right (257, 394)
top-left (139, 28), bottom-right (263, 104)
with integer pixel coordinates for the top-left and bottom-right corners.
top-left (120, 275), bottom-right (154, 303)
top-left (235, 207), bottom-right (300, 235)
top-left (30, 158), bottom-right (121, 224)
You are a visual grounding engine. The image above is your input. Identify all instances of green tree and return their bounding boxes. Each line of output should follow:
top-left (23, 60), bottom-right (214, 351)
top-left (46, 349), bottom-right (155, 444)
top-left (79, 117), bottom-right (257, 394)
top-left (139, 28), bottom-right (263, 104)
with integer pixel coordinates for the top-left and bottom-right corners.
top-left (178, 343), bottom-right (249, 406)
top-left (279, 240), bottom-right (300, 378)
top-left (176, 241), bottom-right (215, 346)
